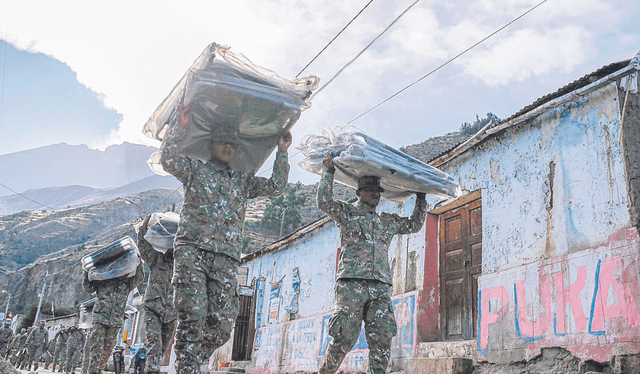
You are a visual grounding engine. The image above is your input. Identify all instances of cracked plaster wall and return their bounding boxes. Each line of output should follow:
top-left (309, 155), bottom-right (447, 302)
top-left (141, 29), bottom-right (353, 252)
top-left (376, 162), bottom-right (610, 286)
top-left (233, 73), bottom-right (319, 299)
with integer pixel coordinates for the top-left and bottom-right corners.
top-left (438, 83), bottom-right (631, 274)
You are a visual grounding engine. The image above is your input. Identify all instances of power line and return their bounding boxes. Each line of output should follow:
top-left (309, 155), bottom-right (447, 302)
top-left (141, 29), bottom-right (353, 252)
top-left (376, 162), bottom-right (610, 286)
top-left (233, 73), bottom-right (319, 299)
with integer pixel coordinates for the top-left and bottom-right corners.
top-left (310, 0), bottom-right (421, 100)
top-left (347, 0), bottom-right (549, 124)
top-left (296, 0), bottom-right (374, 78)
top-left (0, 181), bottom-right (56, 210)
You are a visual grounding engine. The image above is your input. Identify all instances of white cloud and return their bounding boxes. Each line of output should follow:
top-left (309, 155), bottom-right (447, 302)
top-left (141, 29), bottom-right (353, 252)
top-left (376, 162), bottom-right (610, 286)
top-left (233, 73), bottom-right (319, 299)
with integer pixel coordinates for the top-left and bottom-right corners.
top-left (0, 0), bottom-right (636, 160)
top-left (458, 26), bottom-right (592, 86)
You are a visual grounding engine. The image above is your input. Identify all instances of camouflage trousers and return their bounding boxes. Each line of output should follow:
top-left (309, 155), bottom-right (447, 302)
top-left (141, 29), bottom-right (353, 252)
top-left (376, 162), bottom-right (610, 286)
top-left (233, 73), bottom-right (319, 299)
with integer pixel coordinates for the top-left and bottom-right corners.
top-left (85, 322), bottom-right (120, 374)
top-left (143, 305), bottom-right (176, 373)
top-left (65, 342), bottom-right (83, 373)
top-left (172, 244), bottom-right (240, 374)
top-left (318, 279), bottom-right (397, 374)
top-left (24, 346), bottom-right (45, 369)
top-left (46, 344), bottom-right (65, 370)
top-left (0, 342), bottom-right (8, 357)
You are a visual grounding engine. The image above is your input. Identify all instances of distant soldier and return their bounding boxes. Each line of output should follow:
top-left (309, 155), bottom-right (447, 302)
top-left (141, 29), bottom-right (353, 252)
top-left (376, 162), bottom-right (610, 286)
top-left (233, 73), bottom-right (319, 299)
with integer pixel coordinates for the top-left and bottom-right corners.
top-left (45, 327), bottom-right (68, 371)
top-left (83, 263), bottom-right (144, 374)
top-left (15, 326), bottom-right (32, 369)
top-left (42, 338), bottom-right (57, 371)
top-left (0, 323), bottom-right (13, 357)
top-left (137, 215), bottom-right (176, 374)
top-left (7, 328), bottom-right (25, 364)
top-left (23, 321), bottom-right (48, 371)
top-left (63, 325), bottom-right (85, 374)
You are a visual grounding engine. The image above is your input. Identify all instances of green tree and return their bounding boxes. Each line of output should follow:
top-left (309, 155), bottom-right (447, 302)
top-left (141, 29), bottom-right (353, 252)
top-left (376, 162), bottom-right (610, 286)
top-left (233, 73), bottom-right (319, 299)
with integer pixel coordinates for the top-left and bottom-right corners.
top-left (260, 183), bottom-right (307, 237)
top-left (460, 113), bottom-right (501, 136)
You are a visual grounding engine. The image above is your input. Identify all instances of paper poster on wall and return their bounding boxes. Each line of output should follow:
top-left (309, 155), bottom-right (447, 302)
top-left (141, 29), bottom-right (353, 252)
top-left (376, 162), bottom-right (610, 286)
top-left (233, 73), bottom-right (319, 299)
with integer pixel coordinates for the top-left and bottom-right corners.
top-left (284, 267), bottom-right (300, 314)
top-left (268, 279), bottom-right (283, 324)
top-left (237, 266), bottom-right (249, 286)
top-left (255, 279), bottom-right (266, 329)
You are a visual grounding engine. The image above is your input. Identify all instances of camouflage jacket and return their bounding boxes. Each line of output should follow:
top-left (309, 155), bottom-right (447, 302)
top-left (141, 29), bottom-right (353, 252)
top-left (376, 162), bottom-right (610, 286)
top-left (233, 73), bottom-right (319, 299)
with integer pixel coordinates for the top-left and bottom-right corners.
top-left (53, 329), bottom-right (68, 347)
top-left (0, 326), bottom-right (12, 344)
top-left (137, 224), bottom-right (176, 323)
top-left (64, 327), bottom-right (84, 349)
top-left (8, 333), bottom-right (22, 352)
top-left (160, 120), bottom-right (289, 260)
top-left (317, 171), bottom-right (427, 285)
top-left (25, 326), bottom-right (48, 350)
top-left (82, 264), bottom-right (145, 326)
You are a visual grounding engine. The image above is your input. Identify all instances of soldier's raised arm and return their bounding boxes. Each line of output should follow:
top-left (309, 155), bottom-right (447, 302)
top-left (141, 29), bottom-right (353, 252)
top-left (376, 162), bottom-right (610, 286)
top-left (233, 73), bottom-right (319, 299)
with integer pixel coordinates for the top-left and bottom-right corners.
top-left (160, 106), bottom-right (192, 185)
top-left (248, 131), bottom-right (291, 199)
top-left (317, 155), bottom-right (349, 225)
top-left (390, 192), bottom-right (427, 235)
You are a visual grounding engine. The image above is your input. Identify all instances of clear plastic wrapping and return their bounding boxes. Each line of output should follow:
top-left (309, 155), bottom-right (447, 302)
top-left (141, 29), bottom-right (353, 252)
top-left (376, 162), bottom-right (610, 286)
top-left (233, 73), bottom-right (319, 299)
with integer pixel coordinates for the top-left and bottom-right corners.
top-left (298, 125), bottom-right (461, 201)
top-left (143, 42), bottom-right (319, 174)
top-left (82, 237), bottom-right (142, 281)
top-left (141, 212), bottom-right (180, 253)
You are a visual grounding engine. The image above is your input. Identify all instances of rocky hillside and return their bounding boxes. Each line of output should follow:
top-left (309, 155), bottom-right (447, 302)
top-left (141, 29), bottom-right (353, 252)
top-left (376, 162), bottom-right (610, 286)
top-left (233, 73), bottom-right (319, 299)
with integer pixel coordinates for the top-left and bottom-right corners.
top-left (0, 188), bottom-right (184, 271)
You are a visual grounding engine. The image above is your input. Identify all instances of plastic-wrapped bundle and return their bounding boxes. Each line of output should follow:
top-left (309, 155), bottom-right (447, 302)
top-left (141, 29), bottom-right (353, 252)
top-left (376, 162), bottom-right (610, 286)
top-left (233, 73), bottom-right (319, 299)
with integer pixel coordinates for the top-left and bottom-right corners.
top-left (81, 237), bottom-right (136, 271)
top-left (82, 237), bottom-right (142, 281)
top-left (142, 212), bottom-right (180, 253)
top-left (143, 42), bottom-right (319, 174)
top-left (298, 125), bottom-right (461, 201)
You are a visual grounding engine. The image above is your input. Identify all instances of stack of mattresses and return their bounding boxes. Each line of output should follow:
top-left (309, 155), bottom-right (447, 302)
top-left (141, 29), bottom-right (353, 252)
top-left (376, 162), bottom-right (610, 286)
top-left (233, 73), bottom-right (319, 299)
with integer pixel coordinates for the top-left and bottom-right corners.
top-left (81, 237), bottom-right (141, 281)
top-left (143, 42), bottom-right (319, 174)
top-left (298, 125), bottom-right (461, 201)
top-left (141, 212), bottom-right (180, 253)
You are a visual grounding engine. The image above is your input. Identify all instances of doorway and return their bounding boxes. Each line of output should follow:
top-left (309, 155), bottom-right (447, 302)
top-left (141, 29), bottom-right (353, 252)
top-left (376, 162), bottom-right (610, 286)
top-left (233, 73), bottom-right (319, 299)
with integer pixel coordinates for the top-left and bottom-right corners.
top-left (439, 195), bottom-right (482, 340)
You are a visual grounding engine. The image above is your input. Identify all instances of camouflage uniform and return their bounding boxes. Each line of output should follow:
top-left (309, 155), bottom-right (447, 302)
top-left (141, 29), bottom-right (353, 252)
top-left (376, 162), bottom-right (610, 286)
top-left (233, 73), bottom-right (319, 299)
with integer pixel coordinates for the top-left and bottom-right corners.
top-left (7, 329), bottom-right (25, 364)
top-left (317, 170), bottom-right (426, 374)
top-left (82, 265), bottom-right (144, 374)
top-left (63, 326), bottom-right (85, 373)
top-left (161, 117), bottom-right (289, 374)
top-left (24, 324), bottom-right (48, 370)
top-left (45, 328), bottom-right (67, 371)
top-left (137, 221), bottom-right (176, 374)
top-left (0, 324), bottom-right (13, 357)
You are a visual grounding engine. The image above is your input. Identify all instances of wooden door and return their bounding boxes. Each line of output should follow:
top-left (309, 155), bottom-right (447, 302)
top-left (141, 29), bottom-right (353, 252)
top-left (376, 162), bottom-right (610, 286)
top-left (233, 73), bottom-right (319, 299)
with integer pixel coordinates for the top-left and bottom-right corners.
top-left (232, 294), bottom-right (254, 360)
top-left (440, 198), bottom-right (482, 340)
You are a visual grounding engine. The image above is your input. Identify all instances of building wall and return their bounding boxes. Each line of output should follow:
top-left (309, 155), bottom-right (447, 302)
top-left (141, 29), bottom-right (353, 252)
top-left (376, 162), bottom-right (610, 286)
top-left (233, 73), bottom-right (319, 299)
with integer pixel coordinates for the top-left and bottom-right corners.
top-left (439, 82), bottom-right (631, 275)
top-left (435, 82), bottom-right (638, 362)
top-left (478, 228), bottom-right (640, 363)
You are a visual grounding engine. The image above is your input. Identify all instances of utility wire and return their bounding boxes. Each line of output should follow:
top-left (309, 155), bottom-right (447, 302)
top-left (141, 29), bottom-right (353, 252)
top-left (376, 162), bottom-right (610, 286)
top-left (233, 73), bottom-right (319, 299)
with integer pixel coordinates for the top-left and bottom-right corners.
top-left (296, 0), bottom-right (374, 78)
top-left (0, 181), bottom-right (56, 210)
top-left (347, 0), bottom-right (549, 124)
top-left (310, 0), bottom-right (421, 100)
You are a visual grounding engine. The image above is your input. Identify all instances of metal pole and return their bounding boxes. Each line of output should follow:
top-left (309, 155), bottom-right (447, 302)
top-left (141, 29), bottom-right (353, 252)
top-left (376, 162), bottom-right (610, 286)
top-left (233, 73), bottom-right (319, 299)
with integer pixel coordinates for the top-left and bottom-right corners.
top-left (279, 207), bottom-right (289, 238)
top-left (33, 271), bottom-right (48, 326)
top-left (4, 293), bottom-right (10, 320)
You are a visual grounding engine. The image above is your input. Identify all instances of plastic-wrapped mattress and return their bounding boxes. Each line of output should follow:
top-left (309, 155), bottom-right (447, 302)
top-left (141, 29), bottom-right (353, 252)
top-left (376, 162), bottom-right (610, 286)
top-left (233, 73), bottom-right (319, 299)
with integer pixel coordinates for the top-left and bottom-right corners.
top-left (82, 236), bottom-right (141, 281)
top-left (143, 43), bottom-right (319, 174)
top-left (298, 125), bottom-right (461, 201)
top-left (141, 212), bottom-right (180, 253)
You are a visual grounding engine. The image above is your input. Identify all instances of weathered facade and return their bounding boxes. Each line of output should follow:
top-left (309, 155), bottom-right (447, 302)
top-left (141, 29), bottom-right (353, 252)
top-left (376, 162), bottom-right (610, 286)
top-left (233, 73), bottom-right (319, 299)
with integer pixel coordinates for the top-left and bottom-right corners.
top-left (211, 56), bottom-right (640, 372)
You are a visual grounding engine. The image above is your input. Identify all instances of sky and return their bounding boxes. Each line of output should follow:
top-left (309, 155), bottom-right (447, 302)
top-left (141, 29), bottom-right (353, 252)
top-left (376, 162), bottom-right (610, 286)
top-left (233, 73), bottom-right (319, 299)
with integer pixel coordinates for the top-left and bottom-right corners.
top-left (0, 0), bottom-right (638, 185)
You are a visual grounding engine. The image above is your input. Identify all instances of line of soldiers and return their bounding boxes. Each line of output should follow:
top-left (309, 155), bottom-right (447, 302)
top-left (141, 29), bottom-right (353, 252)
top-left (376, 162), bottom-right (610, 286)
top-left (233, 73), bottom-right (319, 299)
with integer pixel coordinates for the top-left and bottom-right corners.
top-left (2, 321), bottom-right (85, 373)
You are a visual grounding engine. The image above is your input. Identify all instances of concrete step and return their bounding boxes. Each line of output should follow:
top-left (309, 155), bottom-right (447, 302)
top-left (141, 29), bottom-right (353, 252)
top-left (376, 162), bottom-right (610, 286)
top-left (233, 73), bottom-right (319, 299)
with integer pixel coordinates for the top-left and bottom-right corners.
top-left (405, 357), bottom-right (473, 374)
top-left (416, 340), bottom-right (477, 360)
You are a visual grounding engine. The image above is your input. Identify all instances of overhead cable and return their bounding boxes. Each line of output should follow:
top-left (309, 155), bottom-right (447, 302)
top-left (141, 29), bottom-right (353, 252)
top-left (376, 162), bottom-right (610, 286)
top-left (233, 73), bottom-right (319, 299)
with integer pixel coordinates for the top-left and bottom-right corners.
top-left (296, 0), bottom-right (374, 78)
top-left (347, 0), bottom-right (549, 124)
top-left (0, 181), bottom-right (56, 210)
top-left (310, 0), bottom-right (421, 100)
